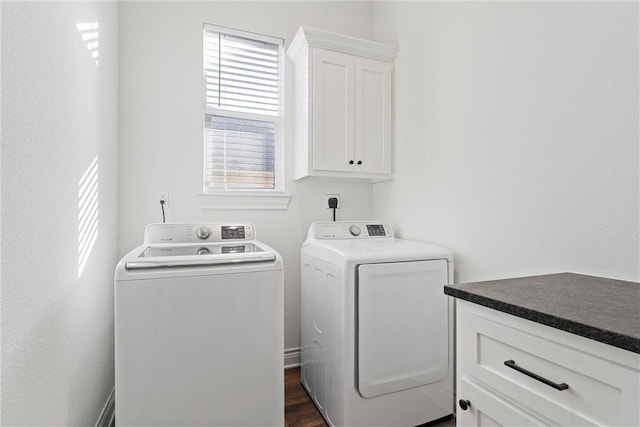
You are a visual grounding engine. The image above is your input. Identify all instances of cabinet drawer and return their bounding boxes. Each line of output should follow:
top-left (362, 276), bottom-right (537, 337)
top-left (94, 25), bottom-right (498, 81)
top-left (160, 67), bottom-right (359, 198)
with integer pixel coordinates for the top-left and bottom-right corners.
top-left (457, 377), bottom-right (545, 427)
top-left (457, 301), bottom-right (640, 426)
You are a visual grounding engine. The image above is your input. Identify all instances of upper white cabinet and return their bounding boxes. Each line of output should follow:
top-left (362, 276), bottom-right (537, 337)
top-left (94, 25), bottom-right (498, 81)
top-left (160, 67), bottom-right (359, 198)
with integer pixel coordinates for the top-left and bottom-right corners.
top-left (287, 26), bottom-right (398, 181)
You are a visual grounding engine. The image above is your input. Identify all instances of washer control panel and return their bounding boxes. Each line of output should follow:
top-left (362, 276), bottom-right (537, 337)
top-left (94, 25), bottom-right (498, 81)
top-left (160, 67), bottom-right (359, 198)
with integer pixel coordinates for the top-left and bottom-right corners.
top-left (145, 223), bottom-right (256, 244)
top-left (312, 221), bottom-right (393, 240)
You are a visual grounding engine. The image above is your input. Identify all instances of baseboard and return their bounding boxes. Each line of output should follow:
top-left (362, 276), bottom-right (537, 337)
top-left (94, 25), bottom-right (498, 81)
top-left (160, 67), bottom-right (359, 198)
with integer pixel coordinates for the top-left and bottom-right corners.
top-left (95, 387), bottom-right (115, 427)
top-left (284, 347), bottom-right (301, 369)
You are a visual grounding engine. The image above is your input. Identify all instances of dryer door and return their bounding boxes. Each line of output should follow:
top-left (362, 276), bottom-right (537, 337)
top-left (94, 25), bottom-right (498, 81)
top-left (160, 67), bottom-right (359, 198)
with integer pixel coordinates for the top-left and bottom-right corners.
top-left (357, 259), bottom-right (449, 398)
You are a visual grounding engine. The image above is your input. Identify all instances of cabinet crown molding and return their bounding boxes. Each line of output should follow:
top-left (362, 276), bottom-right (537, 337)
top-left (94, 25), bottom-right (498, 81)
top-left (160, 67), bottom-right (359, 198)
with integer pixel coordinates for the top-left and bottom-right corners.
top-left (287, 26), bottom-right (398, 63)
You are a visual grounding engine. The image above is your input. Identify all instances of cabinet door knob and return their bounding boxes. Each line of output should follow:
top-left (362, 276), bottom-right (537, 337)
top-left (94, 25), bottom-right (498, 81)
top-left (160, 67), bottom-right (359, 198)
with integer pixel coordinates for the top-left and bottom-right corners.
top-left (458, 399), bottom-right (471, 411)
top-left (349, 160), bottom-right (354, 165)
top-left (357, 160), bottom-right (362, 165)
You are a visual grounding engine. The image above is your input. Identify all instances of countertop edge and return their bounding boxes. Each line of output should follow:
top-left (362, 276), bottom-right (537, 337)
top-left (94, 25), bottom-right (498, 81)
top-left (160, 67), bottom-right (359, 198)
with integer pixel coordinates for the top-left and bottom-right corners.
top-left (444, 286), bottom-right (640, 354)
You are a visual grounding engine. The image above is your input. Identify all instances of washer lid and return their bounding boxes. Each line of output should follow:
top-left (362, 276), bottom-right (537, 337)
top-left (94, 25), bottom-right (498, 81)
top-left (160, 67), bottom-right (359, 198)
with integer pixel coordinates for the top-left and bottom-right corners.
top-left (124, 242), bottom-right (276, 269)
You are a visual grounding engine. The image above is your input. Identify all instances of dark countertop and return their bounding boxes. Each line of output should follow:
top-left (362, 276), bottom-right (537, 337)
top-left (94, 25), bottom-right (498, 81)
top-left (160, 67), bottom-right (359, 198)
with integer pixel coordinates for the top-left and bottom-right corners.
top-left (444, 273), bottom-right (640, 354)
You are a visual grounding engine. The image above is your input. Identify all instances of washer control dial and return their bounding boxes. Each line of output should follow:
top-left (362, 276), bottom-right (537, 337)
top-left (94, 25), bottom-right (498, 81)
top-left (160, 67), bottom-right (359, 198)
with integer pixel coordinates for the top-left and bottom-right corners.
top-left (196, 226), bottom-right (212, 240)
top-left (349, 225), bottom-right (362, 237)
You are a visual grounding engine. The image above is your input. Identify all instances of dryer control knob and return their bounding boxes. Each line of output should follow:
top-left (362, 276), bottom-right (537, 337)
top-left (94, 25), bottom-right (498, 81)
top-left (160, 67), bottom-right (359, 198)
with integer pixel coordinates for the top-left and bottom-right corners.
top-left (196, 227), bottom-right (212, 240)
top-left (349, 225), bottom-right (361, 236)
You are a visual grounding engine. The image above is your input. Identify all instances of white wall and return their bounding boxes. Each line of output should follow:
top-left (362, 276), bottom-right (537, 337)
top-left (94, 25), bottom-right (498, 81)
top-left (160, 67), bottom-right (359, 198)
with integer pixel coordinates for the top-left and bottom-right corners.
top-left (372, 1), bottom-right (639, 283)
top-left (118, 2), bottom-right (374, 354)
top-left (1, 2), bottom-right (119, 425)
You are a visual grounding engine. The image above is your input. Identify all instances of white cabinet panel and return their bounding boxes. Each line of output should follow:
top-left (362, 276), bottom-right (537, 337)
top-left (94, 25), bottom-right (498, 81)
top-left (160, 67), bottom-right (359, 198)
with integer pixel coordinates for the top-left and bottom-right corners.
top-left (312, 49), bottom-right (354, 173)
top-left (355, 58), bottom-right (392, 175)
top-left (457, 378), bottom-right (546, 427)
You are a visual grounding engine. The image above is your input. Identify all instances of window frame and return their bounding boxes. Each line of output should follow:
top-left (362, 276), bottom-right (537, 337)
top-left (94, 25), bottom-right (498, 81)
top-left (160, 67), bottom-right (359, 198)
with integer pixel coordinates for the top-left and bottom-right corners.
top-left (201, 23), bottom-right (287, 201)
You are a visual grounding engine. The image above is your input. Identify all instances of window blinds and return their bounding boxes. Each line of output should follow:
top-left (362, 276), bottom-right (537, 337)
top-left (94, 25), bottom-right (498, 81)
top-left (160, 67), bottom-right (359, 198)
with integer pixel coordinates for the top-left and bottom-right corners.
top-left (204, 116), bottom-right (278, 189)
top-left (203, 25), bottom-right (283, 191)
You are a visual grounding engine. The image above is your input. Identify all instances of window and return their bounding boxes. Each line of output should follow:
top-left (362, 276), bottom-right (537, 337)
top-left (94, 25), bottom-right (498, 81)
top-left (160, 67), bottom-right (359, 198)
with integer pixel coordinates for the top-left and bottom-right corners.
top-left (203, 24), bottom-right (284, 193)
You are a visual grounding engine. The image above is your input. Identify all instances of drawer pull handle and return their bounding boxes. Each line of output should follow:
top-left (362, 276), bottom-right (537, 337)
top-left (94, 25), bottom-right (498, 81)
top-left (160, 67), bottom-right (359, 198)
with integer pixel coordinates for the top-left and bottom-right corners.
top-left (504, 359), bottom-right (569, 391)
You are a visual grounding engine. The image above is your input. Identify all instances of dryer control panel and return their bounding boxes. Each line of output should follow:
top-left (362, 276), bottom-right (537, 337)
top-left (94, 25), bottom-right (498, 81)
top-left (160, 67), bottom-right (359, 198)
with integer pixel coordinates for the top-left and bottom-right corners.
top-left (311, 221), bottom-right (394, 240)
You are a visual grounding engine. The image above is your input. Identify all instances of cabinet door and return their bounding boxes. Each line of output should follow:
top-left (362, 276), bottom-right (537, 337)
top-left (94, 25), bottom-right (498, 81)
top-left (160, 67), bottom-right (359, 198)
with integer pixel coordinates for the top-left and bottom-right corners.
top-left (457, 378), bottom-right (546, 427)
top-left (354, 58), bottom-right (393, 175)
top-left (311, 49), bottom-right (354, 172)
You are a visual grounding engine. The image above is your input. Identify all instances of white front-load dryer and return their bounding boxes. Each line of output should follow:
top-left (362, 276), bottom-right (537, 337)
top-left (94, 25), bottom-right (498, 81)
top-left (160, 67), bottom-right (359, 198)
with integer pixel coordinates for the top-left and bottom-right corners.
top-left (115, 223), bottom-right (283, 427)
top-left (301, 221), bottom-right (454, 427)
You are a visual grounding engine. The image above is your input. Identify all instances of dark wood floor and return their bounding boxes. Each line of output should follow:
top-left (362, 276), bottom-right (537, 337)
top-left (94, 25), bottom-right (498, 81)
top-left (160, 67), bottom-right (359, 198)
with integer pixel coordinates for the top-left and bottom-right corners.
top-left (285, 367), bottom-right (327, 427)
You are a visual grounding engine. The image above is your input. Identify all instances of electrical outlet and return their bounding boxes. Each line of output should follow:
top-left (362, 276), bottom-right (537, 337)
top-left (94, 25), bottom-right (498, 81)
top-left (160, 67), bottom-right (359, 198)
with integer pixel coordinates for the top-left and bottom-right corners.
top-left (160, 191), bottom-right (169, 206)
top-left (327, 193), bottom-right (340, 209)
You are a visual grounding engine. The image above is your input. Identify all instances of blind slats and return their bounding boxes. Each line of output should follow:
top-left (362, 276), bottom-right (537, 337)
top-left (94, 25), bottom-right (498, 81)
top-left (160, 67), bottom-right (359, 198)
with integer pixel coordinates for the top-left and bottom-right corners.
top-left (204, 115), bottom-right (280, 190)
top-left (204, 27), bottom-right (282, 116)
top-left (206, 86), bottom-right (278, 102)
top-left (218, 65), bottom-right (278, 81)
top-left (215, 48), bottom-right (278, 64)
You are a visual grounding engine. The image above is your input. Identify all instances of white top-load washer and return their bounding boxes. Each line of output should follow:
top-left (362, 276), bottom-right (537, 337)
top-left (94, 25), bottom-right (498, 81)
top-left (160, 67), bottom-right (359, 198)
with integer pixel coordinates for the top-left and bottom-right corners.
top-left (115, 223), bottom-right (283, 427)
top-left (301, 221), bottom-right (454, 427)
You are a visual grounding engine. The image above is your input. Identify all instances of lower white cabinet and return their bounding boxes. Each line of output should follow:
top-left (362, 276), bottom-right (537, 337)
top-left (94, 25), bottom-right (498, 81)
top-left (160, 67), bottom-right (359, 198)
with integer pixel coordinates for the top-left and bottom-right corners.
top-left (456, 300), bottom-right (640, 427)
top-left (457, 378), bottom-right (545, 426)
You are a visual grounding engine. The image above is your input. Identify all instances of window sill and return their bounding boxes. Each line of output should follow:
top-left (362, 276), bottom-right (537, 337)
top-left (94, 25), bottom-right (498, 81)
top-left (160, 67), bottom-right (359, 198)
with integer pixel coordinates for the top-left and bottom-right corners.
top-left (198, 192), bottom-right (291, 210)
